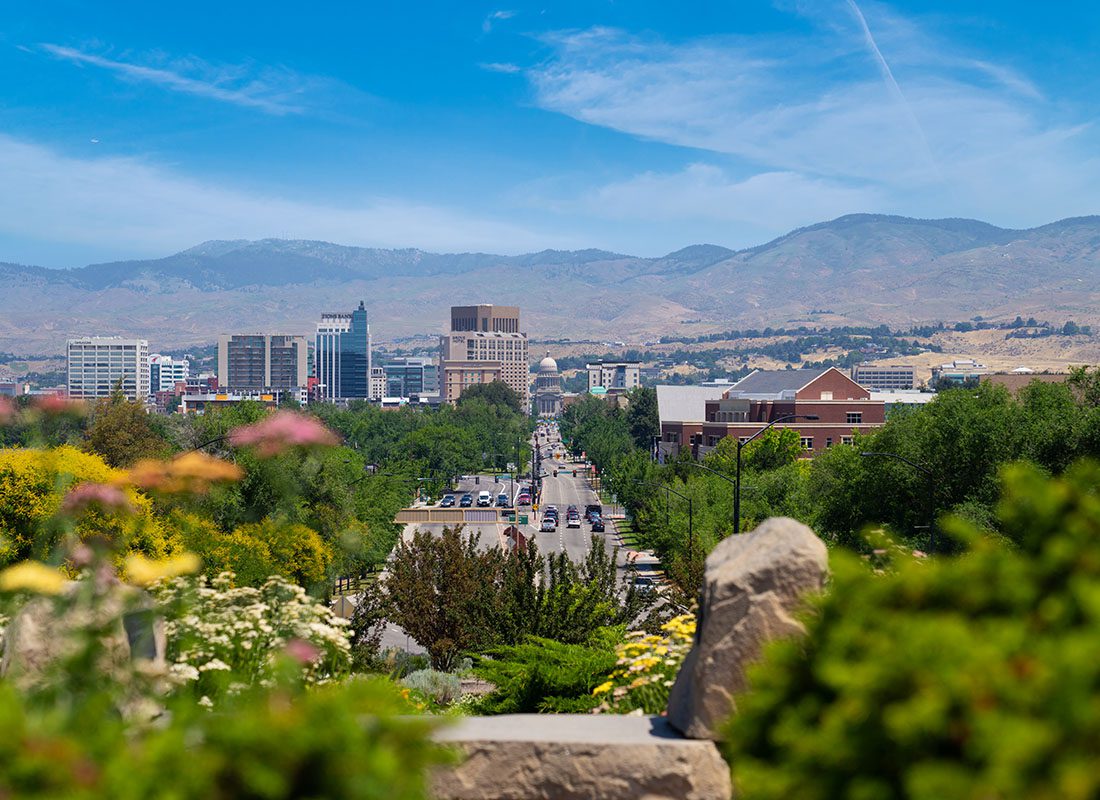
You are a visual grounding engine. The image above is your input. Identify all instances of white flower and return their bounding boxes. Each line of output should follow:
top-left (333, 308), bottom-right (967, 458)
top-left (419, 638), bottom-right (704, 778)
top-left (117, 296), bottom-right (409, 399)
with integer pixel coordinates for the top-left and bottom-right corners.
top-left (198, 695), bottom-right (214, 708)
top-left (199, 658), bottom-right (231, 672)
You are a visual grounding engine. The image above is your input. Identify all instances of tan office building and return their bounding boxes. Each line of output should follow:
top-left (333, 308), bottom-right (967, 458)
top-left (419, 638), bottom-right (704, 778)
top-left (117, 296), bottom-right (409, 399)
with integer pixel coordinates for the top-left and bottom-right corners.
top-left (440, 305), bottom-right (529, 410)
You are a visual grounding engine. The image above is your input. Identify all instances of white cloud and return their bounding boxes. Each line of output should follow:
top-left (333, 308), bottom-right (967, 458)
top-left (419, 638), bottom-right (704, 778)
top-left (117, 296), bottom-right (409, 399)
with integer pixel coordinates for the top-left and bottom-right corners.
top-left (0, 135), bottom-right (560, 257)
top-left (40, 44), bottom-right (316, 115)
top-left (584, 164), bottom-right (880, 229)
top-left (480, 62), bottom-right (522, 73)
top-left (525, 10), bottom-right (1100, 227)
top-left (482, 10), bottom-right (517, 33)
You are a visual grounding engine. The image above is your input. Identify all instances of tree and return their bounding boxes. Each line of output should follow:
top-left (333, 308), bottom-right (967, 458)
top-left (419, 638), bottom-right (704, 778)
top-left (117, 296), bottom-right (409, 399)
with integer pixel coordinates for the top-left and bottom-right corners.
top-left (625, 386), bottom-right (659, 451)
top-left (457, 381), bottom-right (523, 415)
top-left (84, 389), bottom-right (172, 467)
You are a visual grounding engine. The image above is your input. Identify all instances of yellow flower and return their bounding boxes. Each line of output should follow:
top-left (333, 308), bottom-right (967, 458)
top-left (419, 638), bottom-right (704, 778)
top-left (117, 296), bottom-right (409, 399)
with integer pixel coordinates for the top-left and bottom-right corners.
top-left (592, 681), bottom-right (614, 696)
top-left (0, 561), bottom-right (68, 595)
top-left (125, 552), bottom-right (201, 586)
top-left (629, 676), bottom-right (650, 689)
top-left (654, 645), bottom-right (669, 655)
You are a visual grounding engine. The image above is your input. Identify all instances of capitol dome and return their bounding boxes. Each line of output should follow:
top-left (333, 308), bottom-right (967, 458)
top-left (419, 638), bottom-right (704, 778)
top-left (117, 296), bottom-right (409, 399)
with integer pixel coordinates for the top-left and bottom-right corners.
top-left (538, 353), bottom-right (559, 373)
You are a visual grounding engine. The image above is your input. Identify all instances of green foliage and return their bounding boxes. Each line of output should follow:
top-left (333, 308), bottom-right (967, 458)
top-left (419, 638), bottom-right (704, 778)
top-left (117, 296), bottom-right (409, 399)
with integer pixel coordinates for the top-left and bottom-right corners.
top-left (83, 390), bottom-right (172, 467)
top-left (367, 526), bottom-right (652, 670)
top-left (472, 633), bottom-right (619, 714)
top-left (726, 460), bottom-right (1100, 799)
top-left (741, 427), bottom-right (803, 472)
top-left (456, 380), bottom-right (523, 414)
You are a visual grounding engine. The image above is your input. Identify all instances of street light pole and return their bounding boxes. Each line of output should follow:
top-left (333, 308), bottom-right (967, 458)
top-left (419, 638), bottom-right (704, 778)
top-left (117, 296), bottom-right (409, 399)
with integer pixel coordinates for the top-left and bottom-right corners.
top-left (729, 413), bottom-right (819, 535)
top-left (860, 451), bottom-right (937, 552)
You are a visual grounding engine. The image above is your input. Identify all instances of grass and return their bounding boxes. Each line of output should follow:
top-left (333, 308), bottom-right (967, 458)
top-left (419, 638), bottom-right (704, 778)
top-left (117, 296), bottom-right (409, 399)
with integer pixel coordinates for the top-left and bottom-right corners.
top-left (615, 517), bottom-right (641, 548)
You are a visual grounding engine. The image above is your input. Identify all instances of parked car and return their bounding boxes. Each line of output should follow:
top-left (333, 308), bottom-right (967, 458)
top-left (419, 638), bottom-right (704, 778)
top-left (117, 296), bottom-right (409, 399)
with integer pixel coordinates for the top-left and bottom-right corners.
top-left (477, 490), bottom-right (493, 507)
top-left (460, 493), bottom-right (474, 507)
top-left (631, 576), bottom-right (658, 595)
top-left (591, 517), bottom-right (605, 533)
top-left (440, 494), bottom-right (456, 507)
top-left (540, 517), bottom-right (556, 532)
top-left (496, 493), bottom-right (511, 508)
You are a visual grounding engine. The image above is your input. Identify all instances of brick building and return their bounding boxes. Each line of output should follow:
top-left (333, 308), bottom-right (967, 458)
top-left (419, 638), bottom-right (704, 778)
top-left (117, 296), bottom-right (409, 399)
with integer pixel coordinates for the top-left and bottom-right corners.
top-left (661, 368), bottom-right (885, 458)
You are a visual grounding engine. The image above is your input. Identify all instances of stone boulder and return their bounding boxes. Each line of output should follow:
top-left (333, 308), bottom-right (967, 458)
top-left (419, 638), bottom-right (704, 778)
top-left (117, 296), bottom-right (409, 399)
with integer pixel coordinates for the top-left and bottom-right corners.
top-left (432, 714), bottom-right (731, 800)
top-left (667, 517), bottom-right (828, 739)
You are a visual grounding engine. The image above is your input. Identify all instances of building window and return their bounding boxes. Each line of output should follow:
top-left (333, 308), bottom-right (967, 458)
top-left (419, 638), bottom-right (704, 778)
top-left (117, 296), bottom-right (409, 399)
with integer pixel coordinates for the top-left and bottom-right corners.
top-left (800, 437), bottom-right (814, 450)
top-left (846, 412), bottom-right (862, 424)
top-left (826, 437), bottom-right (833, 447)
top-left (841, 435), bottom-right (854, 445)
top-left (666, 432), bottom-right (680, 444)
top-left (820, 391), bottom-right (833, 400)
top-left (707, 436), bottom-right (721, 446)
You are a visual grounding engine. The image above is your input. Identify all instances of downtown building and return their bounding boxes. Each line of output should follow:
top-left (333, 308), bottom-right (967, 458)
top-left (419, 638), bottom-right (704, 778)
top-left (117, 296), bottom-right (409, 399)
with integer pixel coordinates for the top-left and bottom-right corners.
top-left (315, 301), bottom-right (378, 402)
top-left (382, 356), bottom-right (439, 398)
top-left (658, 368), bottom-right (885, 459)
top-left (149, 354), bottom-right (191, 394)
top-left (66, 337), bottom-right (150, 401)
top-left (587, 360), bottom-right (641, 394)
top-left (217, 334), bottom-right (309, 392)
top-left (440, 304), bottom-right (529, 409)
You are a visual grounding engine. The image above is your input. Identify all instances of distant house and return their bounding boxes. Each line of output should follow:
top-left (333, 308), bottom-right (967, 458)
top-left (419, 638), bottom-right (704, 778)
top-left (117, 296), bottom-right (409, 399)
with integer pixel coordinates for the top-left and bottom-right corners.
top-left (660, 368), bottom-right (886, 458)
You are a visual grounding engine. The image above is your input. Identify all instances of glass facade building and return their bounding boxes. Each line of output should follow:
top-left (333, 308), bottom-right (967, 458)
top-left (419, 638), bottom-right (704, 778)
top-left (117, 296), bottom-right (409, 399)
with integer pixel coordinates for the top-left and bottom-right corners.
top-left (316, 301), bottom-right (372, 401)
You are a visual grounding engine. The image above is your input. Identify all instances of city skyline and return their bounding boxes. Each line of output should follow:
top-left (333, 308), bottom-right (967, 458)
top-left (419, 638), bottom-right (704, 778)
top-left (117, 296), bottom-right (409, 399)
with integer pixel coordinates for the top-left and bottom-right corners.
top-left (3, 1), bottom-right (1099, 267)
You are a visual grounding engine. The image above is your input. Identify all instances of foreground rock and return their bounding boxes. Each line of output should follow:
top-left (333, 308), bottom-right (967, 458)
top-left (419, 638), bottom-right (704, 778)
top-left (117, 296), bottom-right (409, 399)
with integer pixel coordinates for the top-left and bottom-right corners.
top-left (667, 517), bottom-right (828, 739)
top-left (432, 714), bottom-right (731, 800)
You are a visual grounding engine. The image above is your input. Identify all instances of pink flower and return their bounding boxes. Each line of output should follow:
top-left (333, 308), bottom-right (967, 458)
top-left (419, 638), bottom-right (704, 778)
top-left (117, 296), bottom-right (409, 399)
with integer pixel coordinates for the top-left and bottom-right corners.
top-left (228, 411), bottom-right (339, 457)
top-left (284, 638), bottom-right (321, 666)
top-left (61, 483), bottom-right (133, 515)
top-left (34, 394), bottom-right (84, 416)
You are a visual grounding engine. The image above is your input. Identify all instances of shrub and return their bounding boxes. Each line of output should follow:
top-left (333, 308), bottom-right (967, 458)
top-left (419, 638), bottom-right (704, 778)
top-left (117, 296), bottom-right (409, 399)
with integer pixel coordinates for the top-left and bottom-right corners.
top-left (725, 459), bottom-right (1100, 800)
top-left (0, 446), bottom-right (174, 566)
top-left (473, 632), bottom-right (619, 714)
top-left (402, 668), bottom-right (463, 707)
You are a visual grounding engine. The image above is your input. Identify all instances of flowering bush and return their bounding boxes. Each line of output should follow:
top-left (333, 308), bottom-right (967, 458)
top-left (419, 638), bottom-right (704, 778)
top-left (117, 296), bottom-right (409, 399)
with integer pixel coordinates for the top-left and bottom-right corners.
top-left (592, 613), bottom-right (695, 713)
top-left (152, 571), bottom-right (351, 703)
top-left (229, 410), bottom-right (340, 457)
top-left (0, 445), bottom-right (175, 567)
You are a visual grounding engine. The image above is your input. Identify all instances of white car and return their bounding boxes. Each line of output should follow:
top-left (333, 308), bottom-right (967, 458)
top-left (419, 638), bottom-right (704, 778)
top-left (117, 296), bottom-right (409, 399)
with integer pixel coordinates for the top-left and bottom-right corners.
top-left (540, 517), bottom-right (556, 532)
top-left (477, 490), bottom-right (493, 507)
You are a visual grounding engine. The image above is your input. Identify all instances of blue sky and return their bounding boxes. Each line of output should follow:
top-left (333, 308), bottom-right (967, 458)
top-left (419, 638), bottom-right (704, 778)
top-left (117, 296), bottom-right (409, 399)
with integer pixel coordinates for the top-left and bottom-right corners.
top-left (2, 0), bottom-right (1099, 266)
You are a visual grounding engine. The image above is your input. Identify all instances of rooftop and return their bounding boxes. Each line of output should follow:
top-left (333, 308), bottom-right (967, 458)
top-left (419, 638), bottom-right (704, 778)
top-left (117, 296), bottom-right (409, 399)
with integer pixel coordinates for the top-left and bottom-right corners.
top-left (725, 368), bottom-right (833, 398)
top-left (656, 385), bottom-right (730, 424)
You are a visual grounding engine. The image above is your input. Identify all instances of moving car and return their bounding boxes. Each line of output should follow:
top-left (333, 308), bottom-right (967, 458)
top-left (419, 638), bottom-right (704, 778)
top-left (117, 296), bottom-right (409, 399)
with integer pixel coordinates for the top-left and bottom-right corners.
top-left (591, 517), bottom-right (605, 533)
top-left (496, 493), bottom-right (511, 508)
top-left (631, 576), bottom-right (658, 595)
top-left (585, 504), bottom-right (602, 522)
top-left (460, 493), bottom-right (474, 507)
top-left (540, 517), bottom-right (556, 532)
top-left (516, 493), bottom-right (532, 506)
top-left (566, 513), bottom-right (581, 528)
top-left (477, 490), bottom-right (493, 507)
top-left (440, 494), bottom-right (456, 507)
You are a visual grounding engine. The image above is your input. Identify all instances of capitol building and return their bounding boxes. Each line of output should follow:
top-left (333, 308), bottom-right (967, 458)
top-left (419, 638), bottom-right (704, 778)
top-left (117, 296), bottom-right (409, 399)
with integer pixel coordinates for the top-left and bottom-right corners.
top-left (533, 352), bottom-right (563, 416)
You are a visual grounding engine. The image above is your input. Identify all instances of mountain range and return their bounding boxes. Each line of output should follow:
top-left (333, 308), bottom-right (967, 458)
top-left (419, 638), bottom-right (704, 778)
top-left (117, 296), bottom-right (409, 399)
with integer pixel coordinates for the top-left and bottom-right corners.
top-left (3, 213), bottom-right (1100, 355)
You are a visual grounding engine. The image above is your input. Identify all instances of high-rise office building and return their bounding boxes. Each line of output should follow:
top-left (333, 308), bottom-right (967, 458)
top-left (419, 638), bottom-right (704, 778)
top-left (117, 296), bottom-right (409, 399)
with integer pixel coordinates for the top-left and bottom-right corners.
top-left (315, 301), bottom-right (373, 401)
top-left (383, 357), bottom-right (439, 398)
top-left (149, 354), bottom-right (190, 394)
top-left (67, 337), bottom-right (150, 401)
top-left (440, 304), bottom-right (529, 409)
top-left (217, 334), bottom-right (309, 391)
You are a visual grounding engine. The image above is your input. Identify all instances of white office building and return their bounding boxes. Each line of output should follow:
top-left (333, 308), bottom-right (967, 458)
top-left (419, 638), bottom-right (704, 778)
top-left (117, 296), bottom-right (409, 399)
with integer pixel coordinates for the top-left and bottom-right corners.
top-left (587, 361), bottom-right (641, 394)
top-left (67, 337), bottom-right (150, 401)
top-left (149, 354), bottom-right (190, 394)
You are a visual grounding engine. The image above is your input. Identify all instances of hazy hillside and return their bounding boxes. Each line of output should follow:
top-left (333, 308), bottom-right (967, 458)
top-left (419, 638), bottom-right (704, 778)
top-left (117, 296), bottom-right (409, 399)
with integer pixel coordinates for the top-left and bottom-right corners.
top-left (3, 214), bottom-right (1100, 354)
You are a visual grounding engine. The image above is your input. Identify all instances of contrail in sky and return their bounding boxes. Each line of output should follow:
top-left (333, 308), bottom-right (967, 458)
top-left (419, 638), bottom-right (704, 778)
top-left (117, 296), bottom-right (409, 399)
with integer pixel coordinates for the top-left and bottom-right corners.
top-left (845, 0), bottom-right (941, 179)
